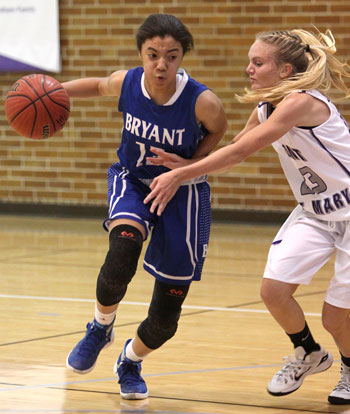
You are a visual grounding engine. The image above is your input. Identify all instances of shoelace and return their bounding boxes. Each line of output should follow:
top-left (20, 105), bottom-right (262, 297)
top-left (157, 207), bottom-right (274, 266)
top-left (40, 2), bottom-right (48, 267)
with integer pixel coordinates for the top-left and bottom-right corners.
top-left (118, 361), bottom-right (143, 385)
top-left (77, 323), bottom-right (108, 357)
top-left (275, 355), bottom-right (305, 381)
top-left (334, 367), bottom-right (350, 391)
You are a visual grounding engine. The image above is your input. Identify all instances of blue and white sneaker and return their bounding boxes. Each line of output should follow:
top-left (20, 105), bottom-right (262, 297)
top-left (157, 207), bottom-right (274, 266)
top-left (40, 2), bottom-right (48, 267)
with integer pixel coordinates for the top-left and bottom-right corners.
top-left (115, 339), bottom-right (149, 400)
top-left (66, 319), bottom-right (115, 374)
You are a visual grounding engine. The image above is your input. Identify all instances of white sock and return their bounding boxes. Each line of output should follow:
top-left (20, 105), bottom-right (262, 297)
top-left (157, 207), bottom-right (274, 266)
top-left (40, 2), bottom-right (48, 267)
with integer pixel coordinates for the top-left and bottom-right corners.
top-left (125, 338), bottom-right (144, 362)
top-left (94, 304), bottom-right (116, 326)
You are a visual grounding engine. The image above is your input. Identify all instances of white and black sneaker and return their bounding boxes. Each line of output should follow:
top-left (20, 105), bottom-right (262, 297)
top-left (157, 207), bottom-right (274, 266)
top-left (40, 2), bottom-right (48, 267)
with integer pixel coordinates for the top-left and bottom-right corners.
top-left (328, 363), bottom-right (350, 405)
top-left (267, 346), bottom-right (333, 396)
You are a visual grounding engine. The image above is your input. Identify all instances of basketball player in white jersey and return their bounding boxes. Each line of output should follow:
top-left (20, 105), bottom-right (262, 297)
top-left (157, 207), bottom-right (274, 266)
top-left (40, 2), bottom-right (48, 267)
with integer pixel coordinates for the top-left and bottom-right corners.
top-left (145, 29), bottom-right (350, 404)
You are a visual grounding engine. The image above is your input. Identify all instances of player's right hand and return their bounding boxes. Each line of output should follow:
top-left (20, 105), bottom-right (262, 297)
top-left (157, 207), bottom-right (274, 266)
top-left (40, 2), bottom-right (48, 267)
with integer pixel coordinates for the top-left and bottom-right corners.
top-left (143, 170), bottom-right (182, 216)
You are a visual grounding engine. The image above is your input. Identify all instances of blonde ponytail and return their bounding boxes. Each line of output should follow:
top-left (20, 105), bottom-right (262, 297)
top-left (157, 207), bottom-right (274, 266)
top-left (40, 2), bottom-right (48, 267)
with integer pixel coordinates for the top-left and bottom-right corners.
top-left (237, 29), bottom-right (350, 104)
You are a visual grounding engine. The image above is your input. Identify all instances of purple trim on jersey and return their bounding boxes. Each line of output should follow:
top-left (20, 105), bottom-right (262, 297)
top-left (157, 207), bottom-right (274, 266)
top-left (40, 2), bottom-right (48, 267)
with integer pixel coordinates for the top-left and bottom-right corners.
top-left (299, 126), bottom-right (318, 130)
top-left (258, 101), bottom-right (275, 118)
top-left (272, 240), bottom-right (282, 245)
top-left (309, 129), bottom-right (350, 178)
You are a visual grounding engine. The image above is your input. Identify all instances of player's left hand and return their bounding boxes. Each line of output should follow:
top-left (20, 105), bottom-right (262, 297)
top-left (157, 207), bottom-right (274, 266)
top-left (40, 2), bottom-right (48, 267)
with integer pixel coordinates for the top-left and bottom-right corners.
top-left (144, 170), bottom-right (181, 216)
top-left (146, 147), bottom-right (189, 169)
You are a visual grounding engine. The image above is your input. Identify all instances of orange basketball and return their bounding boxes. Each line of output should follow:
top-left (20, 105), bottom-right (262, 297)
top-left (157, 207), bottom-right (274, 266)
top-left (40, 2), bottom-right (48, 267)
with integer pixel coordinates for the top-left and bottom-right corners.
top-left (5, 74), bottom-right (70, 139)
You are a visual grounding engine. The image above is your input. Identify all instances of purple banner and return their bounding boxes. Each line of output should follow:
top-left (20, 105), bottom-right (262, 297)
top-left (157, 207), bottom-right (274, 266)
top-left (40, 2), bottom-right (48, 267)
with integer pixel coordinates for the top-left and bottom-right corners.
top-left (0, 55), bottom-right (42, 72)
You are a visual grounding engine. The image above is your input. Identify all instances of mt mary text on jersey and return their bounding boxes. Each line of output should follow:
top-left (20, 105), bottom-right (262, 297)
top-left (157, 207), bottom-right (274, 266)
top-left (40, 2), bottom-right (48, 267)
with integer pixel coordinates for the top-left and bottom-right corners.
top-left (311, 187), bottom-right (350, 215)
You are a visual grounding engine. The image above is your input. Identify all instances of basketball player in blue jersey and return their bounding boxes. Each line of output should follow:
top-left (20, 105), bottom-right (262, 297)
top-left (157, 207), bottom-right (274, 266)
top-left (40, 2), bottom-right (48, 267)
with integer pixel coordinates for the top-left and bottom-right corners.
top-left (145, 29), bottom-right (350, 404)
top-left (62, 14), bottom-right (227, 399)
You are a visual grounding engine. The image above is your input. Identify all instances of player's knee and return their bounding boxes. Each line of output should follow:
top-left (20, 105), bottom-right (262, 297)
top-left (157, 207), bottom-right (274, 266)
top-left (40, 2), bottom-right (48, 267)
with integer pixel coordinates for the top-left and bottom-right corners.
top-left (322, 306), bottom-right (347, 337)
top-left (260, 278), bottom-right (289, 308)
top-left (137, 312), bottom-right (180, 349)
top-left (137, 280), bottom-right (190, 349)
top-left (96, 224), bottom-right (143, 306)
top-left (322, 314), bottom-right (333, 335)
top-left (260, 279), bottom-right (273, 305)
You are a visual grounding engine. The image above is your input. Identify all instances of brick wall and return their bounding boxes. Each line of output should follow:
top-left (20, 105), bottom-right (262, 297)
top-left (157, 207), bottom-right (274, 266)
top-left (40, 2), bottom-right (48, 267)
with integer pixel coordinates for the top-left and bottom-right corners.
top-left (1, 0), bottom-right (350, 216)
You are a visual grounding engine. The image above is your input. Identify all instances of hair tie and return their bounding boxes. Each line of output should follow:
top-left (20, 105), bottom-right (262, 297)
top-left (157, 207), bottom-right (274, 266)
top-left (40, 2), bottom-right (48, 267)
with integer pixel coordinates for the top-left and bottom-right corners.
top-left (305, 44), bottom-right (311, 53)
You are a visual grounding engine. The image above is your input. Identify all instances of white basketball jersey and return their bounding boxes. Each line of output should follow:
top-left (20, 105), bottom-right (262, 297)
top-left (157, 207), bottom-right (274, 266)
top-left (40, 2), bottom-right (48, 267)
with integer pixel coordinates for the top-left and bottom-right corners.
top-left (258, 90), bottom-right (350, 221)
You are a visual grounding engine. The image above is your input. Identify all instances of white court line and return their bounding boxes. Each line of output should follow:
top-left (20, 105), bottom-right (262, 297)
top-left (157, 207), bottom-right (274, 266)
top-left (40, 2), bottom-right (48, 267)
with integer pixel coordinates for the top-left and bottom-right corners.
top-left (0, 363), bottom-right (284, 393)
top-left (0, 293), bottom-right (322, 317)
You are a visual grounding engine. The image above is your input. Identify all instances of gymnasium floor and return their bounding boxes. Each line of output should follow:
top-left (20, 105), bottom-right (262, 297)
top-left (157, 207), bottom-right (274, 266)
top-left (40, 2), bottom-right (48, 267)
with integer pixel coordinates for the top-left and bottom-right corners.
top-left (1, 214), bottom-right (349, 414)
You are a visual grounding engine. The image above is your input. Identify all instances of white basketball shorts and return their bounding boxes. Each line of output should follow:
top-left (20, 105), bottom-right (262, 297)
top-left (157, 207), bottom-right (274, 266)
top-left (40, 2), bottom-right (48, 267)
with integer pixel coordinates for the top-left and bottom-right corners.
top-left (263, 204), bottom-right (350, 309)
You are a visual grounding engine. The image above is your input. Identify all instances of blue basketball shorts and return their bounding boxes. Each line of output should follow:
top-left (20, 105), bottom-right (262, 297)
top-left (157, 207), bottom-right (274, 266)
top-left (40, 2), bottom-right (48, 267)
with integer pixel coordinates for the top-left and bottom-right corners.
top-left (104, 163), bottom-right (211, 285)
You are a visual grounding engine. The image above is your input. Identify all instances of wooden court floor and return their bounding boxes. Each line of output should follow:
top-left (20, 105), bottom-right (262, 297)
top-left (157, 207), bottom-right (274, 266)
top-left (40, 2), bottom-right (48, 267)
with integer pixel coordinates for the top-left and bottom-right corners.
top-left (1, 214), bottom-right (350, 414)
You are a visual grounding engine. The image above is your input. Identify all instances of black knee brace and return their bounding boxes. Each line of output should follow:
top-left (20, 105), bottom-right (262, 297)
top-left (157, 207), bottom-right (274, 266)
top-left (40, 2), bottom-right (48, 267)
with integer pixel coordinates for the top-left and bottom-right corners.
top-left (137, 280), bottom-right (190, 349)
top-left (96, 224), bottom-right (143, 306)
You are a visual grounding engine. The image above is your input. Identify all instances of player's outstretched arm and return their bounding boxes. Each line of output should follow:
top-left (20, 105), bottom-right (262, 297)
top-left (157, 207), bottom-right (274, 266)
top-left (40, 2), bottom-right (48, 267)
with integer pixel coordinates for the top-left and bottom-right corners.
top-left (62, 70), bottom-right (127, 98)
top-left (144, 94), bottom-right (307, 215)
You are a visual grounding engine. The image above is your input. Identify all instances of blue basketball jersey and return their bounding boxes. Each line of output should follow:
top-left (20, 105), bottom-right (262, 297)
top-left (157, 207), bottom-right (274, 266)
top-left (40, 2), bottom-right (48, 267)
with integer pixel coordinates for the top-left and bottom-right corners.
top-left (117, 67), bottom-right (208, 179)
top-left (104, 67), bottom-right (212, 285)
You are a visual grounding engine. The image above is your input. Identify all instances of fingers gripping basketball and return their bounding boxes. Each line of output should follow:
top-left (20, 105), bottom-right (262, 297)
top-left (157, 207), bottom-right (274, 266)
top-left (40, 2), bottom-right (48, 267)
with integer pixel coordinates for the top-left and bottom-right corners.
top-left (5, 74), bottom-right (70, 139)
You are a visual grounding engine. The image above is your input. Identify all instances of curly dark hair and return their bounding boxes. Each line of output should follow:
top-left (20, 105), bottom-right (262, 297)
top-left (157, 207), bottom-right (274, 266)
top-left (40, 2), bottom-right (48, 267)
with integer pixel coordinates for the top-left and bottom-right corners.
top-left (136, 14), bottom-right (194, 55)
